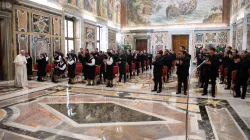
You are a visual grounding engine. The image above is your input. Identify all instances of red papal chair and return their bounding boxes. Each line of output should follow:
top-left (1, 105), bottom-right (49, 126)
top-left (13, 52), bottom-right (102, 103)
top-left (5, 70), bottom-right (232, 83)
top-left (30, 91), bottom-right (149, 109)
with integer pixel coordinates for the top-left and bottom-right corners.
top-left (224, 68), bottom-right (228, 87)
top-left (75, 65), bottom-right (83, 82)
top-left (76, 62), bottom-right (82, 66)
top-left (113, 66), bottom-right (119, 86)
top-left (132, 63), bottom-right (136, 75)
top-left (46, 64), bottom-right (52, 77)
top-left (126, 64), bottom-right (129, 77)
top-left (219, 65), bottom-right (223, 76)
top-left (231, 70), bottom-right (237, 94)
top-left (94, 66), bottom-right (100, 85)
top-left (33, 63), bottom-right (38, 73)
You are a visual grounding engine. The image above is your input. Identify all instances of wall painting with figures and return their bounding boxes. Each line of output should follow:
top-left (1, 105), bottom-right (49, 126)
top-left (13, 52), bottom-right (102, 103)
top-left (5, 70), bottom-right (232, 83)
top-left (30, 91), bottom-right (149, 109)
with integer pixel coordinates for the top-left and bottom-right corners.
top-left (126, 0), bottom-right (223, 27)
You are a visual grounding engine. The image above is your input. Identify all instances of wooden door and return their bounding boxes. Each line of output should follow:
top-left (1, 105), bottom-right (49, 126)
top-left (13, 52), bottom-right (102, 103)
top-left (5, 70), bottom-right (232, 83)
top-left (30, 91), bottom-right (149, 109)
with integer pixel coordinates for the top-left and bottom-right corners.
top-left (136, 39), bottom-right (147, 52)
top-left (172, 35), bottom-right (189, 54)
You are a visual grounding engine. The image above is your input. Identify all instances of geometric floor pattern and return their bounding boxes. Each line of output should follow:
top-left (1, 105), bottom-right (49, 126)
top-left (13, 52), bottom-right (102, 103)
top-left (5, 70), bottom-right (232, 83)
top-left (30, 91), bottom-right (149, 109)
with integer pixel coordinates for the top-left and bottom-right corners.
top-left (0, 72), bottom-right (249, 140)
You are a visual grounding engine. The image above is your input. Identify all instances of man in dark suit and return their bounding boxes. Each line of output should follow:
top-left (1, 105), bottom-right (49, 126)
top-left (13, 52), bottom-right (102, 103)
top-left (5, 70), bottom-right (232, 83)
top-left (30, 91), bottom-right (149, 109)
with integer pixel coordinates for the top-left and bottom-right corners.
top-left (176, 51), bottom-right (190, 95)
top-left (152, 50), bottom-right (164, 93)
top-left (148, 53), bottom-right (153, 70)
top-left (140, 51), bottom-right (145, 73)
top-left (144, 50), bottom-right (149, 70)
top-left (234, 50), bottom-right (249, 99)
top-left (202, 47), bottom-right (219, 97)
top-left (127, 50), bottom-right (133, 79)
top-left (133, 51), bottom-right (140, 76)
top-left (118, 50), bottom-right (127, 83)
top-left (225, 49), bottom-right (239, 89)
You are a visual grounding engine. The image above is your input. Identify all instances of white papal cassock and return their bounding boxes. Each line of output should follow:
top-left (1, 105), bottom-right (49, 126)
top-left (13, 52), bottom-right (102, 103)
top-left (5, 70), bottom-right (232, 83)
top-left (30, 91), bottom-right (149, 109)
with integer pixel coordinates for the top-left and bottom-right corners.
top-left (14, 54), bottom-right (28, 87)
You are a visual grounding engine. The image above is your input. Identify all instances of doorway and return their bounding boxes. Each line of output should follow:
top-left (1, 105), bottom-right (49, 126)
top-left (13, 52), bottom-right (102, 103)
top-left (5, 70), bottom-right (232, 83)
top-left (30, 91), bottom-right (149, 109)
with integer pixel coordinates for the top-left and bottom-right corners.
top-left (136, 39), bottom-right (147, 52)
top-left (0, 18), bottom-right (3, 80)
top-left (172, 35), bottom-right (189, 54)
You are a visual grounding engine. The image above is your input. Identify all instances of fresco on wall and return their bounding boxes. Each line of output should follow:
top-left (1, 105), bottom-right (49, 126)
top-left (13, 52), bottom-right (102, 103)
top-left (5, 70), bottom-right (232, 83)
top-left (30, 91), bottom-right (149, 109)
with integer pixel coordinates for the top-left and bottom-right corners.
top-left (84, 0), bottom-right (96, 14)
top-left (205, 33), bottom-right (217, 43)
top-left (108, 0), bottom-right (115, 21)
top-left (124, 35), bottom-right (132, 45)
top-left (115, 0), bottom-right (121, 23)
top-left (127, 0), bottom-right (223, 26)
top-left (86, 27), bottom-right (95, 40)
top-left (97, 0), bottom-right (108, 20)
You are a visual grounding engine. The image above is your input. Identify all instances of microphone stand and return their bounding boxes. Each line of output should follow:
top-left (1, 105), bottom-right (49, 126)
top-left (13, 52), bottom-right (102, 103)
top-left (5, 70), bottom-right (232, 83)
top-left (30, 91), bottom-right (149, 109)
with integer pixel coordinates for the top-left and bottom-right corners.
top-left (185, 60), bottom-right (206, 140)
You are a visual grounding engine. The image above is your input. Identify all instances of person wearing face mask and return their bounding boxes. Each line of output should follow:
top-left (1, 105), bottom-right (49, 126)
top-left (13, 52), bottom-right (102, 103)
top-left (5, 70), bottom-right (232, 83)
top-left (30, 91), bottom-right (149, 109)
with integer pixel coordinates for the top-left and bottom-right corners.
top-left (67, 53), bottom-right (76, 84)
top-left (36, 54), bottom-right (47, 81)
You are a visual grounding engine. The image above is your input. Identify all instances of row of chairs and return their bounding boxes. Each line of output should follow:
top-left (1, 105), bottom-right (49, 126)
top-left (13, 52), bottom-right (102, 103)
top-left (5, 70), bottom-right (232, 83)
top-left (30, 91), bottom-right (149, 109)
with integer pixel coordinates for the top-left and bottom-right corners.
top-left (219, 66), bottom-right (250, 94)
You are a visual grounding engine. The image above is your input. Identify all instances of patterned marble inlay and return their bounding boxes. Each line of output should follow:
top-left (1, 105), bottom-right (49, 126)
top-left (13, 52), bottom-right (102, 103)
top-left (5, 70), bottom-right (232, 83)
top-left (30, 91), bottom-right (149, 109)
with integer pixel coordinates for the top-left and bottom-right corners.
top-left (48, 103), bottom-right (164, 124)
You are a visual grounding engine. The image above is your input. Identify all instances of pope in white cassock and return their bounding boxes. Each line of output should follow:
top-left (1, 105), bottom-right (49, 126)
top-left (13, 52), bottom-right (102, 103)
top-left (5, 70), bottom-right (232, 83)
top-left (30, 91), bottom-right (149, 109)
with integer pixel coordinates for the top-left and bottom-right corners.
top-left (14, 50), bottom-right (28, 88)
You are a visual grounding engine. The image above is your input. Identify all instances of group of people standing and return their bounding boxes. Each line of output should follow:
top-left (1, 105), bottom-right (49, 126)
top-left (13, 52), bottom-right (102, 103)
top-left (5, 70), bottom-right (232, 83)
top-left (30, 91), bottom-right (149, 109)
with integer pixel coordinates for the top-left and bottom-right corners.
top-left (197, 46), bottom-right (250, 99)
top-left (77, 48), bottom-right (153, 87)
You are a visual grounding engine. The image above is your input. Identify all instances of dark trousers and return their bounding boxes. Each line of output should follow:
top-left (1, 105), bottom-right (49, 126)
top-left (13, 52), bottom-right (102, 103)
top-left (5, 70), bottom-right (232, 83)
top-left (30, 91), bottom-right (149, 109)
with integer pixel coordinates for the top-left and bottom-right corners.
top-left (177, 76), bottom-right (188, 93)
top-left (119, 67), bottom-right (126, 82)
top-left (167, 65), bottom-right (172, 81)
top-left (149, 60), bottom-right (152, 69)
top-left (100, 68), bottom-right (106, 82)
top-left (154, 77), bottom-right (162, 90)
top-left (141, 61), bottom-right (144, 73)
top-left (235, 78), bottom-right (247, 98)
top-left (227, 70), bottom-right (232, 88)
top-left (220, 68), bottom-right (224, 82)
top-left (128, 64), bottom-right (132, 78)
top-left (83, 65), bottom-right (88, 80)
top-left (203, 76), bottom-right (216, 96)
top-left (136, 62), bottom-right (140, 76)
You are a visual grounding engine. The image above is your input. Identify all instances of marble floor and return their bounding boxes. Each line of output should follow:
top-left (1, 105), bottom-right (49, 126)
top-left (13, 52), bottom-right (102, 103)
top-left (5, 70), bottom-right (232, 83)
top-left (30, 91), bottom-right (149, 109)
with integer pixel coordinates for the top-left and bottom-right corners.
top-left (0, 71), bottom-right (249, 140)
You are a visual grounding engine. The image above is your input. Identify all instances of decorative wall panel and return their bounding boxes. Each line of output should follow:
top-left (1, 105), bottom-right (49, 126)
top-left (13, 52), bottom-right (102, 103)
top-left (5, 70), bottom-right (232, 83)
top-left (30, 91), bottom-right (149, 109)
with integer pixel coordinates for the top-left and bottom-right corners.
top-left (32, 14), bottom-right (50, 34)
top-left (195, 33), bottom-right (204, 43)
top-left (15, 10), bottom-right (29, 32)
top-left (84, 24), bottom-right (97, 52)
top-left (32, 36), bottom-right (51, 61)
top-left (247, 24), bottom-right (250, 50)
top-left (205, 33), bottom-right (217, 43)
top-left (13, 6), bottom-right (63, 62)
top-left (52, 18), bottom-right (61, 36)
top-left (218, 32), bottom-right (228, 43)
top-left (194, 31), bottom-right (229, 50)
top-left (16, 34), bottom-right (29, 52)
top-left (151, 32), bottom-right (167, 47)
top-left (108, 31), bottom-right (116, 49)
top-left (236, 24), bottom-right (243, 51)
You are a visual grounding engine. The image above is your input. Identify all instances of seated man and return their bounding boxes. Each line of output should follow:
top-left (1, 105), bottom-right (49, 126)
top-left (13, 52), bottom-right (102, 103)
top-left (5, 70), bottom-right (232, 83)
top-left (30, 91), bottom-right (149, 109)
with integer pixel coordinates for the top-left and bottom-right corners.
top-left (53, 58), bottom-right (66, 82)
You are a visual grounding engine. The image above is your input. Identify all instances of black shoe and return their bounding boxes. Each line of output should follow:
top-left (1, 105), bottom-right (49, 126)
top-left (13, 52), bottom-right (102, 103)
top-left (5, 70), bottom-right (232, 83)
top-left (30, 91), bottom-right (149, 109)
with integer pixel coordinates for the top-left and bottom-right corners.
top-left (110, 85), bottom-right (113, 88)
top-left (224, 87), bottom-right (230, 90)
top-left (234, 95), bottom-right (241, 98)
top-left (151, 89), bottom-right (157, 92)
top-left (202, 93), bottom-right (207, 96)
top-left (106, 85), bottom-right (110, 87)
top-left (184, 92), bottom-right (187, 95)
top-left (86, 84), bottom-right (91, 86)
top-left (176, 92), bottom-right (181, 94)
top-left (241, 97), bottom-right (245, 99)
top-left (219, 82), bottom-right (223, 84)
top-left (157, 90), bottom-right (162, 93)
top-left (212, 95), bottom-right (215, 98)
